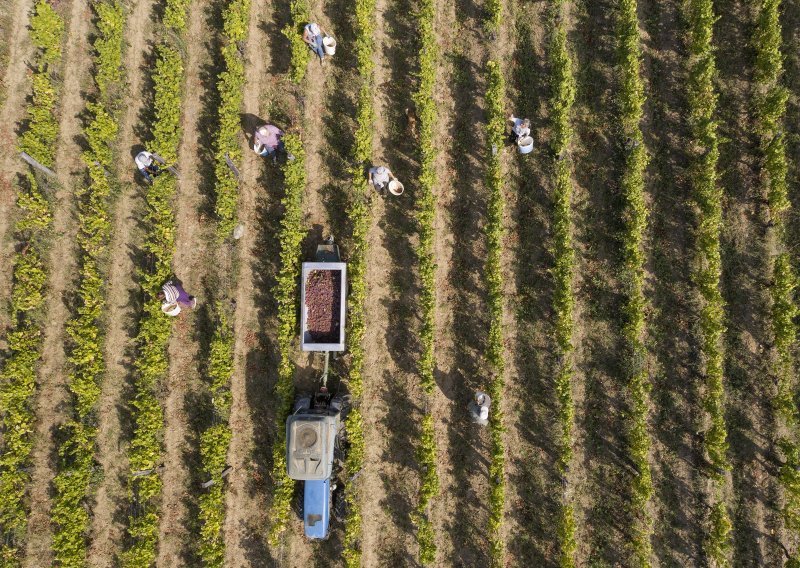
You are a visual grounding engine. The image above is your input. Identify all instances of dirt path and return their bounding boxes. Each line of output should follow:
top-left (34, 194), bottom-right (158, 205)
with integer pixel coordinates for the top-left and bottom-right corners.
top-left (355, 0), bottom-right (424, 562)
top-left (0, 0), bottom-right (35, 339)
top-left (638, 0), bottom-right (706, 563)
top-left (427, 0), bottom-right (492, 563)
top-left (501, 1), bottom-right (561, 566)
top-left (221, 0), bottom-right (281, 561)
top-left (89, 0), bottom-right (156, 562)
top-left (22, 0), bottom-right (93, 563)
top-left (715, 0), bottom-right (784, 564)
top-left (156, 0), bottom-right (218, 563)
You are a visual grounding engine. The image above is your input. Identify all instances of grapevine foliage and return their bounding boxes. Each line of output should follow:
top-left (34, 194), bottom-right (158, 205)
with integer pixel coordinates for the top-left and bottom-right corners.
top-left (0, 2), bottom-right (65, 564)
top-left (50, 2), bottom-right (124, 566)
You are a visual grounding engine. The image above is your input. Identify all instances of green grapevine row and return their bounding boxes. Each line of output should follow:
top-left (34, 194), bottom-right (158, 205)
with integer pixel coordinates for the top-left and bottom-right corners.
top-left (283, 0), bottom-right (312, 84)
top-left (547, 0), bottom-right (578, 565)
top-left (0, 2), bottom-right (65, 564)
top-left (196, 0), bottom-right (250, 562)
top-left (342, 0), bottom-right (378, 559)
top-left (484, 60), bottom-right (507, 568)
top-left (213, 0), bottom-right (251, 239)
top-left (121, 0), bottom-right (190, 563)
top-left (266, 134), bottom-right (306, 544)
top-left (198, 305), bottom-right (235, 566)
top-left (685, 0), bottom-right (732, 563)
top-left (50, 2), bottom-right (124, 566)
top-left (752, 0), bottom-right (800, 563)
top-left (616, 0), bottom-right (653, 564)
top-left (411, 0), bottom-right (439, 560)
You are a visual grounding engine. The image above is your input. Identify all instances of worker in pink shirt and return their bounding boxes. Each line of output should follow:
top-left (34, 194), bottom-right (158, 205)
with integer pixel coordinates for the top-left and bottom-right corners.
top-left (253, 124), bottom-right (286, 163)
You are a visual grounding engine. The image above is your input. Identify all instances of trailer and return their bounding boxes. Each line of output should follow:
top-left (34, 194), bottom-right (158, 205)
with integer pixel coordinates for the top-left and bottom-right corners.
top-left (300, 240), bottom-right (347, 352)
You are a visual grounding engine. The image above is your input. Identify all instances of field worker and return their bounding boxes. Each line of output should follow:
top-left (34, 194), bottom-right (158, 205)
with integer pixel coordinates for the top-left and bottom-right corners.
top-left (468, 391), bottom-right (491, 426)
top-left (302, 22), bottom-right (329, 63)
top-left (158, 279), bottom-right (197, 317)
top-left (508, 115), bottom-right (531, 144)
top-left (135, 150), bottom-right (161, 183)
top-left (368, 165), bottom-right (397, 195)
top-left (253, 124), bottom-right (285, 162)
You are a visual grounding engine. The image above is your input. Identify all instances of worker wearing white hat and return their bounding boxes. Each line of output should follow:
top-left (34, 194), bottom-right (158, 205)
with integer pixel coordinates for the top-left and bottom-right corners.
top-left (468, 391), bottom-right (491, 426)
top-left (135, 150), bottom-right (161, 183)
top-left (368, 165), bottom-right (397, 196)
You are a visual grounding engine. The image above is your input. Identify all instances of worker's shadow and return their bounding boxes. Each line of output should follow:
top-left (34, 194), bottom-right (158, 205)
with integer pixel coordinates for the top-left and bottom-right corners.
top-left (239, 113), bottom-right (264, 140)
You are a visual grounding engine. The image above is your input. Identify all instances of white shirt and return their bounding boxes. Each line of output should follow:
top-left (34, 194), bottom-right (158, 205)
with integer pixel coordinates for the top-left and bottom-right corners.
top-left (135, 151), bottom-right (154, 170)
top-left (305, 23), bottom-right (321, 37)
top-left (510, 116), bottom-right (530, 138)
top-left (162, 282), bottom-right (180, 303)
top-left (369, 166), bottom-right (390, 185)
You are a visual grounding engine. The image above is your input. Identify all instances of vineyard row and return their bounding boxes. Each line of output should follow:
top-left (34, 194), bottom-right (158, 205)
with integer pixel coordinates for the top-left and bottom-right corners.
top-left (196, 0), bottom-right (251, 561)
top-left (753, 0), bottom-right (800, 563)
top-left (50, 2), bottom-right (124, 565)
top-left (340, 0), bottom-right (379, 558)
top-left (546, 0), bottom-right (579, 564)
top-left (122, 0), bottom-right (189, 562)
top-left (412, 0), bottom-right (440, 560)
top-left (616, 0), bottom-right (654, 564)
top-left (0, 1), bottom-right (65, 563)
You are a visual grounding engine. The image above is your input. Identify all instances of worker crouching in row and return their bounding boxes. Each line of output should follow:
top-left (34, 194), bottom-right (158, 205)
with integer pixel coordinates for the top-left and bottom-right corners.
top-left (159, 279), bottom-right (196, 317)
top-left (303, 22), bottom-right (335, 64)
top-left (135, 150), bottom-right (161, 183)
top-left (508, 114), bottom-right (534, 155)
top-left (252, 123), bottom-right (295, 163)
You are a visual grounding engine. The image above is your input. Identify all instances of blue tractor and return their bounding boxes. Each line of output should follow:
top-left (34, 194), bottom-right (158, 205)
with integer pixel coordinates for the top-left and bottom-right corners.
top-left (286, 238), bottom-right (347, 539)
top-left (286, 381), bottom-right (344, 539)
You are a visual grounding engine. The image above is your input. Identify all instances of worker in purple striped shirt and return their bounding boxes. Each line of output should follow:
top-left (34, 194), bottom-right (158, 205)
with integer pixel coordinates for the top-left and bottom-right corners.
top-left (158, 280), bottom-right (196, 316)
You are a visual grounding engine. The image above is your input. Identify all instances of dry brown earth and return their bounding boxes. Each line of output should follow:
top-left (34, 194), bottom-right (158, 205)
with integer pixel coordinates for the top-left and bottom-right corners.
top-left (356, 0), bottom-right (425, 558)
top-left (427, 0), bottom-right (493, 563)
top-left (639, 0), bottom-right (706, 563)
top-left (502, 1), bottom-right (561, 565)
top-left (568, 0), bottom-right (635, 564)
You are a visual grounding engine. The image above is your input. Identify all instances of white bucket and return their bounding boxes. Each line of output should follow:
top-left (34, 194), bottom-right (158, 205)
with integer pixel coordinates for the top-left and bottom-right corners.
top-left (323, 36), bottom-right (336, 55)
top-left (388, 180), bottom-right (404, 195)
top-left (517, 136), bottom-right (534, 154)
top-left (162, 302), bottom-right (181, 317)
